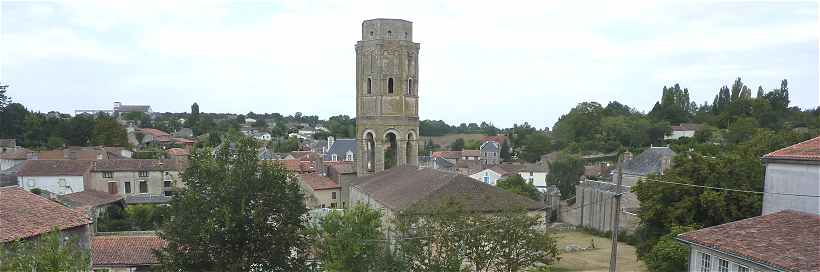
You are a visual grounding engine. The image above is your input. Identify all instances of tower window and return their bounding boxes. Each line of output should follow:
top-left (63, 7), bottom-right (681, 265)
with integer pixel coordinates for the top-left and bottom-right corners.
top-left (367, 78), bottom-right (372, 94)
top-left (387, 30), bottom-right (392, 39)
top-left (369, 31), bottom-right (374, 37)
top-left (388, 78), bottom-right (394, 94)
top-left (405, 32), bottom-right (408, 39)
top-left (407, 79), bottom-right (413, 95)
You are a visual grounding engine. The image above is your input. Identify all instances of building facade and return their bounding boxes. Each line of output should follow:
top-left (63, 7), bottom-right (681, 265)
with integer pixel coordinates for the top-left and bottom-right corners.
top-left (355, 18), bottom-right (420, 176)
top-left (88, 160), bottom-right (186, 199)
top-left (760, 136), bottom-right (820, 215)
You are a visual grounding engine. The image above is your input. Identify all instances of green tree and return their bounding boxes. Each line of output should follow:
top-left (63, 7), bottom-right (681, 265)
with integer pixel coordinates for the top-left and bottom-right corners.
top-left (464, 139), bottom-right (482, 150)
top-left (0, 229), bottom-right (90, 271)
top-left (497, 174), bottom-right (541, 200)
top-left (313, 204), bottom-right (388, 272)
top-left (500, 140), bottom-right (512, 162)
top-left (726, 117), bottom-right (759, 144)
top-left (156, 137), bottom-right (309, 271)
top-left (450, 138), bottom-right (465, 151)
top-left (189, 102), bottom-right (200, 129)
top-left (0, 83), bottom-right (9, 110)
top-left (520, 133), bottom-right (551, 162)
top-left (644, 225), bottom-right (698, 272)
top-left (91, 114), bottom-right (128, 147)
top-left (46, 136), bottom-right (65, 149)
top-left (546, 153), bottom-right (585, 200)
top-left (253, 119), bottom-right (268, 129)
top-left (326, 115), bottom-right (356, 138)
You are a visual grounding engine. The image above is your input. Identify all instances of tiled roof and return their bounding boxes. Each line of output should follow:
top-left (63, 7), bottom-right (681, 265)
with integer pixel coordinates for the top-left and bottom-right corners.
top-left (125, 194), bottom-right (172, 204)
top-left (480, 135), bottom-right (507, 144)
top-left (0, 148), bottom-right (32, 160)
top-left (0, 186), bottom-right (92, 242)
top-left (58, 190), bottom-right (123, 209)
top-left (37, 147), bottom-right (127, 160)
top-left (520, 162), bottom-right (549, 173)
top-left (92, 234), bottom-right (165, 266)
top-left (324, 139), bottom-right (356, 161)
top-left (171, 138), bottom-right (195, 144)
top-left (299, 174), bottom-right (340, 190)
top-left (17, 160), bottom-right (93, 177)
top-left (671, 123), bottom-right (703, 131)
top-left (139, 128), bottom-right (170, 137)
top-left (270, 159), bottom-right (314, 173)
top-left (762, 136), bottom-right (820, 162)
top-left (623, 147), bottom-right (675, 176)
top-left (497, 163), bottom-right (525, 173)
top-left (677, 210), bottom-right (820, 272)
top-left (290, 151), bottom-right (320, 161)
top-left (462, 150), bottom-right (480, 157)
top-left (327, 162), bottom-right (356, 174)
top-left (352, 166), bottom-right (544, 213)
top-left (166, 148), bottom-right (189, 157)
top-left (93, 159), bottom-right (187, 172)
top-left (431, 151), bottom-right (462, 159)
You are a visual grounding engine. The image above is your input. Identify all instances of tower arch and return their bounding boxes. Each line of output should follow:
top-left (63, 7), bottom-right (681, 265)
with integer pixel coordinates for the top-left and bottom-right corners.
top-left (356, 19), bottom-right (420, 176)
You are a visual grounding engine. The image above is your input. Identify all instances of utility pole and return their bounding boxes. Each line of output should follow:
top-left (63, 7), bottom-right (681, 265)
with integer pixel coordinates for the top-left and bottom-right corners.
top-left (609, 154), bottom-right (624, 272)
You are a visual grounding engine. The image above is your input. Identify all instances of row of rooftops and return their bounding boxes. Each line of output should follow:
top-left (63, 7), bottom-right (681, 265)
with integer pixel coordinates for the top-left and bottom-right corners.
top-left (14, 159), bottom-right (188, 177)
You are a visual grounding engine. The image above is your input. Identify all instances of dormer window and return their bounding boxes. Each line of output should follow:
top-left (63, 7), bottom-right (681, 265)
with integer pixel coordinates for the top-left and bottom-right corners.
top-left (331, 154), bottom-right (338, 161)
top-left (345, 151), bottom-right (354, 161)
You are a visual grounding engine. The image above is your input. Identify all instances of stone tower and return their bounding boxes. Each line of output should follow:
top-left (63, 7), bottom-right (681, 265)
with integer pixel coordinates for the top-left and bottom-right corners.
top-left (355, 19), bottom-right (420, 176)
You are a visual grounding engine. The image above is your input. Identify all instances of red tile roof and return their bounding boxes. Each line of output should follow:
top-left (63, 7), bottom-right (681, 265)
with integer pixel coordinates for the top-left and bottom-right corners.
top-left (58, 190), bottom-right (123, 210)
top-left (17, 160), bottom-right (93, 176)
top-left (166, 148), bottom-right (189, 157)
top-left (462, 150), bottom-right (480, 157)
top-left (92, 234), bottom-right (166, 266)
top-left (299, 174), bottom-right (340, 190)
top-left (139, 128), bottom-right (171, 137)
top-left (677, 210), bottom-right (820, 272)
top-left (290, 151), bottom-right (320, 161)
top-left (762, 136), bottom-right (820, 162)
top-left (270, 159), bottom-right (314, 173)
top-left (431, 151), bottom-right (461, 159)
top-left (327, 161), bottom-right (356, 174)
top-left (0, 186), bottom-right (92, 242)
top-left (0, 148), bottom-right (32, 160)
top-left (171, 138), bottom-right (195, 144)
top-left (93, 159), bottom-right (187, 172)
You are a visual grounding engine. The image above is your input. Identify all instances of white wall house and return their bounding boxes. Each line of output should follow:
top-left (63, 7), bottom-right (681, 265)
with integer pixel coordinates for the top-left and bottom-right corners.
top-left (761, 136), bottom-right (820, 215)
top-left (254, 132), bottom-right (272, 141)
top-left (518, 163), bottom-right (549, 190)
top-left (469, 167), bottom-right (506, 186)
top-left (16, 160), bottom-right (92, 195)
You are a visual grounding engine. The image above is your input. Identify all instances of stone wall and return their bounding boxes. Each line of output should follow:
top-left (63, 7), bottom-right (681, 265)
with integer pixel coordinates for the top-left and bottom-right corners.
top-left (573, 180), bottom-right (639, 233)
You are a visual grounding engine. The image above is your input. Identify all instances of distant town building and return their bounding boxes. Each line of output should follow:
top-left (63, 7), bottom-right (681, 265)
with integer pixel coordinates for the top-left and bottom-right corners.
top-left (89, 159), bottom-right (187, 201)
top-left (469, 165), bottom-right (513, 186)
top-left (676, 210), bottom-right (819, 272)
top-left (324, 137), bottom-right (356, 162)
top-left (480, 140), bottom-right (500, 165)
top-left (298, 173), bottom-right (342, 209)
top-left (518, 162), bottom-right (550, 189)
top-left (664, 123), bottom-right (703, 140)
top-left (618, 146), bottom-right (676, 186)
top-left (74, 101), bottom-right (151, 116)
top-left (17, 160), bottom-right (93, 195)
top-left (760, 136), bottom-right (820, 215)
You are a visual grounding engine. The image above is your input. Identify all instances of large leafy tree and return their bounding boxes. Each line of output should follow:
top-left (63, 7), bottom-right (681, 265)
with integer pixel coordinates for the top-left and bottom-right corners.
top-left (0, 230), bottom-right (90, 271)
top-left (312, 204), bottom-right (390, 272)
top-left (546, 153), bottom-right (585, 200)
top-left (156, 137), bottom-right (309, 271)
top-left (497, 174), bottom-right (541, 200)
top-left (519, 133), bottom-right (551, 163)
top-left (91, 114), bottom-right (129, 147)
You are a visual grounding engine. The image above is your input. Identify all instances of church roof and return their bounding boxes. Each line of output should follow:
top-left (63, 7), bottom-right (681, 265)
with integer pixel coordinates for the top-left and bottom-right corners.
top-left (351, 166), bottom-right (543, 213)
top-left (324, 139), bottom-right (356, 161)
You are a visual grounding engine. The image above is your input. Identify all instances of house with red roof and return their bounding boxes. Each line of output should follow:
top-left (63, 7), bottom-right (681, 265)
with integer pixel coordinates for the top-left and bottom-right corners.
top-left (16, 160), bottom-right (93, 195)
top-left (297, 173), bottom-right (341, 209)
top-left (761, 136), bottom-right (820, 215)
top-left (0, 186), bottom-right (92, 248)
top-left (92, 233), bottom-right (166, 271)
top-left (676, 210), bottom-right (819, 272)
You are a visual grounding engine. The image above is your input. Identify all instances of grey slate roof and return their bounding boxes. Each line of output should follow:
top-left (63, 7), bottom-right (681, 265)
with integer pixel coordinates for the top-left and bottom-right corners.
top-left (324, 139), bottom-right (356, 161)
top-left (433, 157), bottom-right (454, 169)
top-left (352, 166), bottom-right (544, 213)
top-left (125, 194), bottom-right (172, 204)
top-left (480, 141), bottom-right (499, 152)
top-left (623, 147), bottom-right (676, 176)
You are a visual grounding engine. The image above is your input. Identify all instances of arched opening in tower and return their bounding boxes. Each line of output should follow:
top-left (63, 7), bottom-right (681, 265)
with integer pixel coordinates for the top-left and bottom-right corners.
top-left (384, 132), bottom-right (398, 169)
top-left (406, 133), bottom-right (415, 165)
top-left (365, 132), bottom-right (375, 172)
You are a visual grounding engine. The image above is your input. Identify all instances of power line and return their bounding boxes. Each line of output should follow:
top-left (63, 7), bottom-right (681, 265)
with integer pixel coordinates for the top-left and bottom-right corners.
top-left (639, 178), bottom-right (820, 198)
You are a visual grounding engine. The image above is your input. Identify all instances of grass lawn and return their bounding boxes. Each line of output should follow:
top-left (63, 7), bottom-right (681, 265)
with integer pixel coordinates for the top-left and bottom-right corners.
top-left (424, 133), bottom-right (486, 149)
top-left (550, 231), bottom-right (647, 272)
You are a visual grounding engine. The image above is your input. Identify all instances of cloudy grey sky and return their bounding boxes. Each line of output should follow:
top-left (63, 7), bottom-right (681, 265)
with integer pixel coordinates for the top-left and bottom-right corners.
top-left (1, 1), bottom-right (818, 128)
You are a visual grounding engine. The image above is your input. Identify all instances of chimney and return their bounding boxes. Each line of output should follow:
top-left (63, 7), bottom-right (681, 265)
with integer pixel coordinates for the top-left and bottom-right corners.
top-left (327, 136), bottom-right (335, 151)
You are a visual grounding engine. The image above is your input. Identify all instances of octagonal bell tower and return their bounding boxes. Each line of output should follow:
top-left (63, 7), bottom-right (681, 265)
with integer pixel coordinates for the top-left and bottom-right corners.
top-left (355, 18), bottom-right (420, 176)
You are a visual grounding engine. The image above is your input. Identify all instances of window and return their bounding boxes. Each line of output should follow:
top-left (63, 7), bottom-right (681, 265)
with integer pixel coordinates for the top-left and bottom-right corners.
top-left (124, 181), bottom-right (132, 194)
top-left (387, 30), bottom-right (392, 39)
top-left (388, 78), bottom-right (394, 94)
top-left (718, 258), bottom-right (729, 272)
top-left (483, 176), bottom-right (489, 183)
top-left (103, 171), bottom-right (113, 178)
top-left (698, 252), bottom-right (711, 272)
top-left (369, 31), bottom-right (374, 37)
top-left (332, 192), bottom-right (337, 200)
top-left (407, 79), bottom-right (413, 95)
top-left (404, 32), bottom-right (408, 39)
top-left (107, 181), bottom-right (118, 195)
top-left (139, 181), bottom-right (148, 193)
top-left (529, 177), bottom-right (534, 182)
top-left (735, 264), bottom-right (749, 272)
top-left (138, 171), bottom-right (149, 177)
top-left (345, 153), bottom-right (353, 161)
top-left (332, 154), bottom-right (338, 161)
top-left (367, 78), bottom-right (372, 94)
top-left (330, 203), bottom-right (337, 208)
top-left (164, 180), bottom-right (172, 187)
top-left (163, 190), bottom-right (173, 197)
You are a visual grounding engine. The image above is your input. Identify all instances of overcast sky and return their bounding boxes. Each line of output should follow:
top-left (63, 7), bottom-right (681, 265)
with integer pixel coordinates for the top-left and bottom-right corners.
top-left (1, 1), bottom-right (817, 128)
